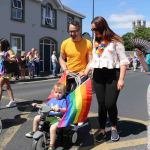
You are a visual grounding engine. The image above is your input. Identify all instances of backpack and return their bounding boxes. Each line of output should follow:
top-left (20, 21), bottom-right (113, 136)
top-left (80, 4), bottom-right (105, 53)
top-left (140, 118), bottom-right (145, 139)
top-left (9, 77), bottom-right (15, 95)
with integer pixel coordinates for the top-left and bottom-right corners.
top-left (146, 54), bottom-right (150, 65)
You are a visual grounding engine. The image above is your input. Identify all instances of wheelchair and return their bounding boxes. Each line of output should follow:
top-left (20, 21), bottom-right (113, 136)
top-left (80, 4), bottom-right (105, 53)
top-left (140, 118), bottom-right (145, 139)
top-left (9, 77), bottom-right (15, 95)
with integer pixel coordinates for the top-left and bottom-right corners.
top-left (31, 73), bottom-right (89, 150)
top-left (31, 105), bottom-right (79, 150)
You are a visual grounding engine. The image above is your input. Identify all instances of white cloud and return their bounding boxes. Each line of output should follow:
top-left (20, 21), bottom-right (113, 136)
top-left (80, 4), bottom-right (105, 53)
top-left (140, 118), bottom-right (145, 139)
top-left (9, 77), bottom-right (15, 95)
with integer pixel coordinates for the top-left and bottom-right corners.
top-left (108, 12), bottom-right (144, 30)
top-left (146, 21), bottom-right (150, 27)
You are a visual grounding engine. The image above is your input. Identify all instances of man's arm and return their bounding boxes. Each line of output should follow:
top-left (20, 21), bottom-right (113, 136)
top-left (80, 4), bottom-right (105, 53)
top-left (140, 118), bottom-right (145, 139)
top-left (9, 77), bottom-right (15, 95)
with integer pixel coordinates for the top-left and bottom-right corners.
top-left (59, 53), bottom-right (68, 72)
top-left (83, 53), bottom-right (92, 76)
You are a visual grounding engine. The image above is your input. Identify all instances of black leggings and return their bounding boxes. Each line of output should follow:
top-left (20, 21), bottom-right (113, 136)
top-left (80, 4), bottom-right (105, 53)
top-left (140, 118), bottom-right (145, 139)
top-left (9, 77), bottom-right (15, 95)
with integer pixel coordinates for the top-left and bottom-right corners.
top-left (93, 68), bottom-right (120, 129)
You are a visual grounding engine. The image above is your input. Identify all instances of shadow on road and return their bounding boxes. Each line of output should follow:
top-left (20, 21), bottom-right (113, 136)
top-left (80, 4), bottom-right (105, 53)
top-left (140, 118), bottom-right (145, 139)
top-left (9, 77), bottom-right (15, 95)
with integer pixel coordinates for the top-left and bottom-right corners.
top-left (2, 114), bottom-right (27, 129)
top-left (16, 99), bottom-right (44, 112)
top-left (70, 116), bottom-right (147, 150)
top-left (1, 100), bottom-right (44, 130)
top-left (118, 119), bottom-right (147, 137)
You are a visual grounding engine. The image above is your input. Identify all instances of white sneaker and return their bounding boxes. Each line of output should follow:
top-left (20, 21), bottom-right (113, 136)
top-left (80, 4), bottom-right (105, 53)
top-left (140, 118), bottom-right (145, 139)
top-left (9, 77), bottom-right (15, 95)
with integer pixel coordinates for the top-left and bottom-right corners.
top-left (25, 131), bottom-right (34, 138)
top-left (78, 122), bottom-right (84, 126)
top-left (6, 101), bottom-right (16, 107)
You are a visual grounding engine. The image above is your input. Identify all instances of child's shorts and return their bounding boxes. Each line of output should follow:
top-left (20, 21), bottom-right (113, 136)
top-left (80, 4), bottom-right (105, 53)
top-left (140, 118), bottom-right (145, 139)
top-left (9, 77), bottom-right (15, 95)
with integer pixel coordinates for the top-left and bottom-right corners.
top-left (45, 116), bottom-right (61, 125)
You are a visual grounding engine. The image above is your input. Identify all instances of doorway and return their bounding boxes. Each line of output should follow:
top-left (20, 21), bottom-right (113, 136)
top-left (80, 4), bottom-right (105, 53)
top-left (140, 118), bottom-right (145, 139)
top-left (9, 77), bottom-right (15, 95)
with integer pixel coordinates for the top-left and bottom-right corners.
top-left (39, 37), bottom-right (57, 73)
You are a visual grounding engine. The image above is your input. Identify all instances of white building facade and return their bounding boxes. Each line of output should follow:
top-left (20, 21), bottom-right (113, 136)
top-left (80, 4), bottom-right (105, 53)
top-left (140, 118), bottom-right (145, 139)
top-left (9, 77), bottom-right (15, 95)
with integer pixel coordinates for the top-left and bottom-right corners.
top-left (0, 0), bottom-right (85, 73)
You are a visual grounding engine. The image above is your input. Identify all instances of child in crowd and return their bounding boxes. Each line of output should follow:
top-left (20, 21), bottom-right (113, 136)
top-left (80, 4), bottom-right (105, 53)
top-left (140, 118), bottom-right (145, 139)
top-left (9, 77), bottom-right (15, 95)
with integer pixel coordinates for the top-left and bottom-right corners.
top-left (25, 82), bottom-right (66, 150)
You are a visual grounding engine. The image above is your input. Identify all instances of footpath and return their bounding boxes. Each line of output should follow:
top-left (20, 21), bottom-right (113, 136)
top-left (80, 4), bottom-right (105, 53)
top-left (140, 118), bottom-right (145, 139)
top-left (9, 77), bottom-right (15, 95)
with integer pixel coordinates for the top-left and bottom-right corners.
top-left (10, 74), bottom-right (61, 84)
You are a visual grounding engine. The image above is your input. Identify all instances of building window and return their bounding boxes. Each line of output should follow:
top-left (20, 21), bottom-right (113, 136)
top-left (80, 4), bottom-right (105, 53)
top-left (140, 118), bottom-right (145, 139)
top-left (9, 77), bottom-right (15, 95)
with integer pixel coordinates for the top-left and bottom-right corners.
top-left (41, 3), bottom-right (56, 28)
top-left (11, 0), bottom-right (24, 21)
top-left (67, 14), bottom-right (74, 31)
top-left (10, 34), bottom-right (24, 51)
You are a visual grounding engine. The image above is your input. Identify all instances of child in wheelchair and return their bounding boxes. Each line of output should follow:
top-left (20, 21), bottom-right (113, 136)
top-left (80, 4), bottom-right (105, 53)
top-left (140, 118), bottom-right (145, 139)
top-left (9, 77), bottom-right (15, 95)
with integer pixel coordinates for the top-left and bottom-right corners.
top-left (25, 82), bottom-right (66, 150)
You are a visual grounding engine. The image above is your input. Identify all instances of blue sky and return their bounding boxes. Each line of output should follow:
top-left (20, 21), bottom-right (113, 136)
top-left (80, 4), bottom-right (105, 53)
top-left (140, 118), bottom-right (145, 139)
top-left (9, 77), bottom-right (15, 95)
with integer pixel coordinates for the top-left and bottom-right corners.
top-left (61, 0), bottom-right (150, 36)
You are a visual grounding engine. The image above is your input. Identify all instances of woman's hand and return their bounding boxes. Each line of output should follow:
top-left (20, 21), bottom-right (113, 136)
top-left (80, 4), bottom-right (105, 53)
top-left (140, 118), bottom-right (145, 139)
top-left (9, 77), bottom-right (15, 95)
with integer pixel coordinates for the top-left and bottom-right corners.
top-left (117, 79), bottom-right (125, 90)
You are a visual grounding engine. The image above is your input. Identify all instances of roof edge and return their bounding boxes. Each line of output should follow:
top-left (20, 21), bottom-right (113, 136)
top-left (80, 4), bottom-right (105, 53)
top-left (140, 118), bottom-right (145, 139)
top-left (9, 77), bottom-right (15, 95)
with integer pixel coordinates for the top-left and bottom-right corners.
top-left (62, 5), bottom-right (85, 19)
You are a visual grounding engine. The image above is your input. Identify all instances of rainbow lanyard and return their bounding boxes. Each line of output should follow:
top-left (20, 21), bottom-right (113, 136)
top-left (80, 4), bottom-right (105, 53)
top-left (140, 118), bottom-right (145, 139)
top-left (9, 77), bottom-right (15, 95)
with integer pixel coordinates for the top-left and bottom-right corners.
top-left (94, 40), bottom-right (108, 57)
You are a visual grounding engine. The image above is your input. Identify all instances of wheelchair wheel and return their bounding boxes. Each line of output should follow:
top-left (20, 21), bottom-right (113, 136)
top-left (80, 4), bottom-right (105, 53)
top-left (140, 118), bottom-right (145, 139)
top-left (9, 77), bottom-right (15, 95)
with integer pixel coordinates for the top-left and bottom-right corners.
top-left (32, 136), bottom-right (46, 150)
top-left (0, 119), bottom-right (2, 134)
top-left (69, 131), bottom-right (78, 144)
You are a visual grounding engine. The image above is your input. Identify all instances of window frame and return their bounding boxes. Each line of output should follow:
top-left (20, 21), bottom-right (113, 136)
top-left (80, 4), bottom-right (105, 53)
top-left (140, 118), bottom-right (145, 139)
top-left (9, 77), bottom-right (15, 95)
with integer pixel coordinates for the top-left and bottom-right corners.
top-left (41, 3), bottom-right (57, 29)
top-left (11, 0), bottom-right (25, 22)
top-left (10, 33), bottom-right (25, 52)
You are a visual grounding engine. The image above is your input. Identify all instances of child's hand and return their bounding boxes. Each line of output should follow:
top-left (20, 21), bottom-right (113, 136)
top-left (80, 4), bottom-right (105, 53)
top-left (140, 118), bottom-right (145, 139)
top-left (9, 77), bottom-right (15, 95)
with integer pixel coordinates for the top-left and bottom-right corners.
top-left (53, 105), bottom-right (60, 112)
top-left (32, 103), bottom-right (37, 107)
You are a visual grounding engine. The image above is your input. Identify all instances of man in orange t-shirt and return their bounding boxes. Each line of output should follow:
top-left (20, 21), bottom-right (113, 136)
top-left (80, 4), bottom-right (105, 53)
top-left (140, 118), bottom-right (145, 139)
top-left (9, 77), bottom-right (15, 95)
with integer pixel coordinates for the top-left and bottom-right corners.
top-left (59, 21), bottom-right (92, 77)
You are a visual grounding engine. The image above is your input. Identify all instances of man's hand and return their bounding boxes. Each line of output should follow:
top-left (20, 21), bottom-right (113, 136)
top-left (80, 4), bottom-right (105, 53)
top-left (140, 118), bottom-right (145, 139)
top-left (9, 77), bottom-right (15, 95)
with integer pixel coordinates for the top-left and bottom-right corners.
top-left (78, 71), bottom-right (87, 77)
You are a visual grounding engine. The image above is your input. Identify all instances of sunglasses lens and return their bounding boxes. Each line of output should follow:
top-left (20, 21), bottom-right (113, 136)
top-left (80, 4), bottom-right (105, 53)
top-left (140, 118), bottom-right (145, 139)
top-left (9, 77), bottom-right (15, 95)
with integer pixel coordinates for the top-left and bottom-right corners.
top-left (91, 28), bottom-right (97, 31)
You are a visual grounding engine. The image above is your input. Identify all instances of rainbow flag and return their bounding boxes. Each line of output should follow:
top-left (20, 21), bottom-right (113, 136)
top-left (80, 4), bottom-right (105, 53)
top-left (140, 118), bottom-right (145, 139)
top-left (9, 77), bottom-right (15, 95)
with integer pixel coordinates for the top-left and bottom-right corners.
top-left (58, 78), bottom-right (92, 127)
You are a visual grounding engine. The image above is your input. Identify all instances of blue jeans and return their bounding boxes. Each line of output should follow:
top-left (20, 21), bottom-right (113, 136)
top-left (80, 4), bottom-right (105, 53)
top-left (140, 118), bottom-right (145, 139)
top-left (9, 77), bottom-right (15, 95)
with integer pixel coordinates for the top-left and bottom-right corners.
top-left (52, 62), bottom-right (57, 76)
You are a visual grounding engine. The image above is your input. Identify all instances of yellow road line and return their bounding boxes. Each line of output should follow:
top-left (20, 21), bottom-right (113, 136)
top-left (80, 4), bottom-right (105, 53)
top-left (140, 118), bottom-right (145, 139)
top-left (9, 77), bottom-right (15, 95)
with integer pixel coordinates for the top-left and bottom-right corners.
top-left (107, 137), bottom-right (147, 149)
top-left (92, 142), bottom-right (110, 150)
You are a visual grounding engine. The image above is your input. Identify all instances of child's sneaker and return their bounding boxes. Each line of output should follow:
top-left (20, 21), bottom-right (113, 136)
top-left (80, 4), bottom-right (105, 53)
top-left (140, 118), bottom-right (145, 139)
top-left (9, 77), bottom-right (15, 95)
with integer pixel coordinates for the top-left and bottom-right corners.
top-left (6, 101), bottom-right (16, 107)
top-left (25, 131), bottom-right (34, 138)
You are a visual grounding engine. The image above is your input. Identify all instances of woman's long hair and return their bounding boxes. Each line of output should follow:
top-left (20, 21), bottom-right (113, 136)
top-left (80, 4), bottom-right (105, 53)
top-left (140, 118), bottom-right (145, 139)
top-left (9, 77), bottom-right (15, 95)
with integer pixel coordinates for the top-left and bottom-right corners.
top-left (0, 38), bottom-right (10, 52)
top-left (91, 16), bottom-right (123, 43)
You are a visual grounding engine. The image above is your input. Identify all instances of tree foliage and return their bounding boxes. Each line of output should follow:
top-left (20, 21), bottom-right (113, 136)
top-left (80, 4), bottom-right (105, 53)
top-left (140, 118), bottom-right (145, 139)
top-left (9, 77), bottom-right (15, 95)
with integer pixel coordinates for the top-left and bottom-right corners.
top-left (122, 27), bottom-right (150, 51)
top-left (122, 32), bottom-right (135, 51)
top-left (134, 27), bottom-right (150, 41)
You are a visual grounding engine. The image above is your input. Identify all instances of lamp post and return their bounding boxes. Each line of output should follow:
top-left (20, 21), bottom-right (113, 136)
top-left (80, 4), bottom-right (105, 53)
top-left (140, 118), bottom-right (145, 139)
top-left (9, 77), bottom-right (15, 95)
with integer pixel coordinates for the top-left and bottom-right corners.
top-left (93, 0), bottom-right (95, 19)
top-left (92, 0), bottom-right (95, 41)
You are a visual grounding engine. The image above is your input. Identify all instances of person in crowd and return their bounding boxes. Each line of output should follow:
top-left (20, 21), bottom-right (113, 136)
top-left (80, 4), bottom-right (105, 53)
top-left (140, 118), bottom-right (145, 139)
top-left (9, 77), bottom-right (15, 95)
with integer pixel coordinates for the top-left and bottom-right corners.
top-left (136, 48), bottom-right (150, 150)
top-left (132, 56), bottom-right (138, 71)
top-left (90, 16), bottom-right (129, 142)
top-left (51, 51), bottom-right (58, 77)
top-left (59, 21), bottom-right (92, 81)
top-left (0, 38), bottom-right (16, 107)
top-left (26, 48), bottom-right (35, 79)
top-left (19, 51), bottom-right (26, 80)
top-left (25, 83), bottom-right (66, 150)
top-left (34, 49), bottom-right (40, 77)
top-left (13, 51), bottom-right (20, 80)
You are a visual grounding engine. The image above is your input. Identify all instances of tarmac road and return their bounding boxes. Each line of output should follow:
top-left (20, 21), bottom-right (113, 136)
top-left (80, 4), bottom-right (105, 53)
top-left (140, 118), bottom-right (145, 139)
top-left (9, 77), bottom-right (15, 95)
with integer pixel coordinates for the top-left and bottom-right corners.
top-left (0, 70), bottom-right (150, 150)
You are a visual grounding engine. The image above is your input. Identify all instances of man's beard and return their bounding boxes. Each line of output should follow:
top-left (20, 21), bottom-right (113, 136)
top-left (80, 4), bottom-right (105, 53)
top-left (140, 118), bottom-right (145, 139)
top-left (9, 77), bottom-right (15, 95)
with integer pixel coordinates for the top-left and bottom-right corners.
top-left (71, 35), bottom-right (77, 40)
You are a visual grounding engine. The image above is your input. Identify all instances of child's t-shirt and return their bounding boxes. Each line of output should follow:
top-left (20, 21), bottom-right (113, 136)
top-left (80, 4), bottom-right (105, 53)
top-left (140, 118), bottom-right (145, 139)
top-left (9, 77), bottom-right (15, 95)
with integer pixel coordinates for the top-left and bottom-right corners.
top-left (46, 98), bottom-right (66, 116)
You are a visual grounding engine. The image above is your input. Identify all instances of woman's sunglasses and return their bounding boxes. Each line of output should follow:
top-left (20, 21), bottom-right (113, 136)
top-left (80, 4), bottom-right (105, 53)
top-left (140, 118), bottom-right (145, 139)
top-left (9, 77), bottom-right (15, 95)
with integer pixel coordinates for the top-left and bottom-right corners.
top-left (91, 28), bottom-right (98, 32)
